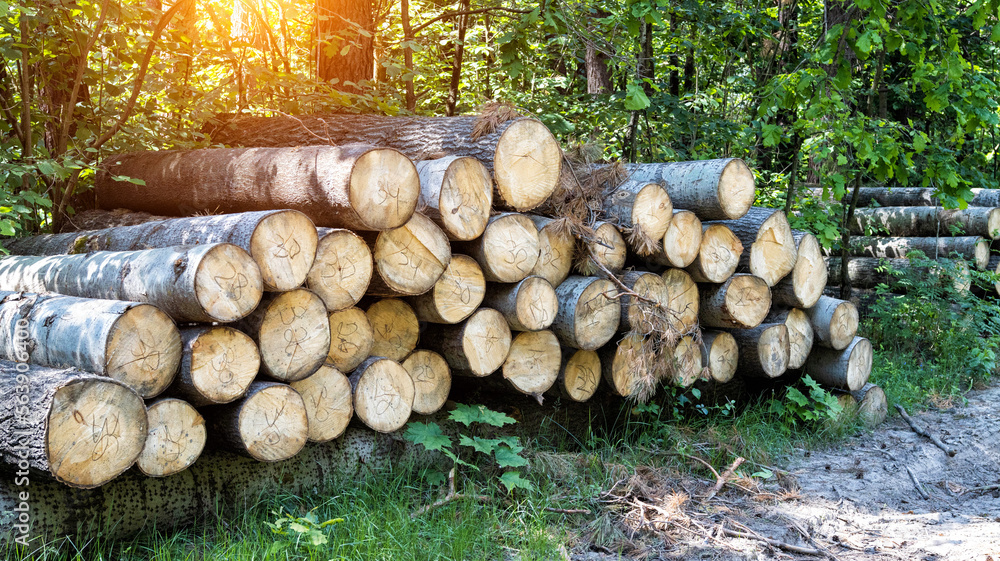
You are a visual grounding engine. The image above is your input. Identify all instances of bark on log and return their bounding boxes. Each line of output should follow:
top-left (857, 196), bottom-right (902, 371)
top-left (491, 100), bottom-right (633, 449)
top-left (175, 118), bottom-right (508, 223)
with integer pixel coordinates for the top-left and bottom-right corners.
top-left (528, 216), bottom-right (575, 287)
top-left (602, 179), bottom-right (673, 255)
top-left (662, 268), bottom-right (699, 334)
top-left (136, 398), bottom-right (206, 478)
top-left (620, 158), bottom-right (755, 220)
top-left (685, 224), bottom-right (743, 283)
top-left (233, 289), bottom-right (331, 382)
top-left (706, 207), bottom-right (797, 287)
top-left (206, 114), bottom-right (562, 212)
top-left (650, 210), bottom-right (702, 268)
top-left (844, 235), bottom-right (989, 270)
top-left (306, 228), bottom-right (373, 312)
top-left (772, 231), bottom-right (827, 309)
top-left (618, 270), bottom-right (669, 332)
top-left (0, 362), bottom-right (147, 488)
top-left (326, 307), bottom-right (375, 373)
top-left (804, 336), bottom-right (873, 391)
top-left (95, 146), bottom-right (421, 231)
top-left (453, 213), bottom-right (539, 283)
top-left (360, 212), bottom-right (452, 296)
top-left (826, 257), bottom-right (971, 292)
top-left (365, 299), bottom-right (420, 362)
top-left (700, 330), bottom-right (738, 383)
top-left (0, 291), bottom-right (181, 399)
top-left (501, 330), bottom-right (561, 402)
top-left (851, 382), bottom-right (887, 427)
top-left (551, 276), bottom-right (620, 350)
top-left (764, 308), bottom-right (814, 370)
top-left (850, 206), bottom-right (1000, 239)
top-left (401, 350), bottom-right (451, 416)
top-left (483, 276), bottom-right (559, 332)
top-left (698, 274), bottom-right (771, 329)
top-left (727, 323), bottom-right (790, 379)
top-left (415, 156), bottom-right (493, 241)
top-left (827, 186), bottom-right (1000, 208)
top-left (407, 254), bottom-right (485, 324)
top-left (551, 348), bottom-right (601, 402)
top-left (0, 244), bottom-right (263, 323)
top-left (992, 255), bottom-right (1000, 296)
top-left (169, 326), bottom-right (260, 407)
top-left (6, 210), bottom-right (318, 292)
top-left (289, 364), bottom-right (353, 442)
top-left (348, 356), bottom-right (415, 433)
top-left (422, 308), bottom-right (512, 377)
top-left (805, 296), bottom-right (859, 351)
top-left (201, 381), bottom-right (309, 462)
top-left (578, 222), bottom-right (627, 276)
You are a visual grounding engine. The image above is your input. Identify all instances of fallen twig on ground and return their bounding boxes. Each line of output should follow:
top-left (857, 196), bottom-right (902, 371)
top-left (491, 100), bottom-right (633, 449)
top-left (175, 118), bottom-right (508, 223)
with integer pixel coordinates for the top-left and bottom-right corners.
top-left (702, 457), bottom-right (745, 503)
top-left (411, 468), bottom-right (490, 518)
top-left (719, 525), bottom-right (827, 556)
top-left (895, 404), bottom-right (957, 456)
top-left (905, 466), bottom-right (931, 500)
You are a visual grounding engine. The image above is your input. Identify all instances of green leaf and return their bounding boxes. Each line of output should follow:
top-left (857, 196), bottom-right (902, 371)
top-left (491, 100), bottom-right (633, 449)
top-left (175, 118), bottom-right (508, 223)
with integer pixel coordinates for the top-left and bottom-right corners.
top-left (288, 522), bottom-right (310, 534)
top-left (786, 387), bottom-right (809, 408)
top-left (494, 446), bottom-right (529, 468)
top-left (499, 471), bottom-right (534, 492)
top-left (624, 82), bottom-right (650, 111)
top-left (761, 124), bottom-right (782, 147)
top-left (992, 23), bottom-right (1000, 42)
top-left (752, 468), bottom-right (774, 479)
top-left (449, 404), bottom-right (516, 427)
top-left (460, 435), bottom-right (503, 455)
top-left (0, 221), bottom-right (14, 237)
top-left (403, 422), bottom-right (452, 452)
top-left (309, 531), bottom-right (328, 546)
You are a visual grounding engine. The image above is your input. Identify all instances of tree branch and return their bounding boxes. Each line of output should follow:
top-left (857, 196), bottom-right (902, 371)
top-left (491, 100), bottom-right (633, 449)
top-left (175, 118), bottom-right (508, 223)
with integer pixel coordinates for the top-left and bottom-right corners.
top-left (60, 0), bottom-right (111, 155)
top-left (410, 6), bottom-right (531, 36)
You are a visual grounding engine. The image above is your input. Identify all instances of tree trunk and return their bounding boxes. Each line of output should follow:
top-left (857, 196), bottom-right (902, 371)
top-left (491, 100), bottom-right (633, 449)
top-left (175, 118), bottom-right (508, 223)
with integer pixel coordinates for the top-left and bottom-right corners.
top-left (844, 235), bottom-right (989, 270)
top-left (315, 0), bottom-right (373, 89)
top-left (206, 114), bottom-right (562, 212)
top-left (550, 276), bottom-right (620, 350)
top-left (446, 0), bottom-right (471, 115)
top-left (95, 146), bottom-right (420, 231)
top-left (822, 186), bottom-right (1000, 208)
top-left (698, 274), bottom-right (771, 329)
top-left (202, 381), bottom-right (309, 462)
top-left (289, 364), bottom-right (353, 442)
top-left (650, 210), bottom-right (702, 268)
top-left (483, 276), bottom-right (558, 332)
top-left (850, 206), bottom-right (1000, 239)
top-left (421, 308), bottom-right (512, 377)
top-left (348, 356), bottom-right (415, 433)
top-left (805, 295), bottom-right (859, 351)
top-left (804, 336), bottom-right (872, 391)
top-left (706, 207), bottom-right (797, 286)
top-left (453, 213), bottom-right (539, 283)
top-left (365, 299), bottom-right (420, 362)
top-left (685, 223), bottom-right (743, 283)
top-left (764, 308), bottom-right (814, 369)
top-left (501, 330), bottom-right (561, 402)
top-left (551, 348), bottom-right (601, 402)
top-left (136, 398), bottom-right (205, 478)
top-left (618, 270), bottom-right (669, 333)
top-left (326, 306), bottom-right (374, 373)
top-left (0, 362), bottom-right (147, 488)
top-left (699, 330), bottom-right (738, 383)
top-left (233, 289), bottom-right (331, 382)
top-left (618, 159), bottom-right (755, 220)
top-left (0, 244), bottom-right (262, 323)
top-left (771, 231), bottom-right (827, 308)
top-left (415, 156), bottom-right (493, 241)
top-left (361, 212), bottom-right (452, 296)
top-left (169, 326), bottom-right (260, 407)
top-left (7, 210), bottom-right (318, 292)
top-left (662, 268), bottom-right (699, 333)
top-left (602, 180), bottom-right (673, 255)
top-left (401, 350), bottom-right (451, 416)
top-left (826, 257), bottom-right (971, 292)
top-left (407, 254), bottom-right (485, 324)
top-left (306, 227), bottom-right (373, 312)
top-left (527, 216), bottom-right (576, 287)
top-left (578, 221), bottom-right (627, 276)
top-left (726, 323), bottom-right (789, 378)
top-left (0, 291), bottom-right (181, 399)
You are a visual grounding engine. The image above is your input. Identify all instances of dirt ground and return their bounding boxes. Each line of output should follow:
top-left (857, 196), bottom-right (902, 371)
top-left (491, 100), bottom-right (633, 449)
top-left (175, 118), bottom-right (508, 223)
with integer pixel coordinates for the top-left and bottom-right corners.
top-left (576, 385), bottom-right (1000, 560)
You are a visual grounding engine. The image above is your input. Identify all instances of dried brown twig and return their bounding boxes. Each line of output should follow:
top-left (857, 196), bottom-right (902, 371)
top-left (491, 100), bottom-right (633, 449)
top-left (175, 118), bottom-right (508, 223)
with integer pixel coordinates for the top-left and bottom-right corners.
top-left (410, 467), bottom-right (490, 518)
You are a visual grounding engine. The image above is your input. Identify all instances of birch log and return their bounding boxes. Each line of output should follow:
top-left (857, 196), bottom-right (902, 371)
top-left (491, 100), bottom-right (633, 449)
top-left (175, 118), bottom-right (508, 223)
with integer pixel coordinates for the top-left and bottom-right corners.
top-left (728, 323), bottom-right (790, 379)
top-left (826, 257), bottom-right (971, 292)
top-left (805, 296), bottom-right (859, 351)
top-left (621, 158), bottom-right (756, 220)
top-left (845, 235), bottom-right (989, 270)
top-left (699, 331), bottom-right (738, 383)
top-left (169, 326), bottom-right (260, 407)
top-left (306, 228), bottom-right (373, 312)
top-left (602, 179), bottom-right (673, 255)
top-left (233, 289), bottom-right (331, 382)
top-left (578, 222), bottom-right (627, 276)
top-left (408, 254), bottom-right (486, 324)
top-left (348, 357), bottom-right (415, 433)
top-left (706, 207), bottom-right (797, 286)
top-left (136, 398), bottom-right (206, 478)
top-left (361, 212), bottom-right (452, 296)
top-left (550, 276), bottom-right (620, 350)
top-left (415, 156), bottom-right (493, 241)
top-left (666, 335), bottom-right (704, 387)
top-left (483, 276), bottom-right (559, 331)
top-left (651, 210), bottom-right (702, 268)
top-left (764, 308), bottom-right (814, 369)
top-left (851, 383), bottom-right (888, 427)
top-left (850, 206), bottom-right (1000, 239)
top-left (618, 270), bottom-right (669, 332)
top-left (528, 216), bottom-right (576, 287)
top-left (289, 365), bottom-right (354, 442)
top-left (662, 268), bottom-right (699, 333)
top-left (501, 330), bottom-right (561, 401)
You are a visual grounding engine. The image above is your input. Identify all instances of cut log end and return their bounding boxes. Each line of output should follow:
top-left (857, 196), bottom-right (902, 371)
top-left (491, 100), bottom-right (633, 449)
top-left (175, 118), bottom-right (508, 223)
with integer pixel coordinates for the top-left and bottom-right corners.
top-left (806, 336), bottom-right (873, 391)
top-left (668, 335), bottom-right (703, 387)
top-left (852, 383), bottom-right (887, 427)
top-left (629, 183), bottom-right (673, 252)
top-left (366, 299), bottom-right (420, 362)
top-left (690, 224), bottom-right (743, 283)
top-left (603, 335), bottom-right (643, 397)
top-left (783, 308), bottom-right (815, 370)
top-left (787, 233), bottom-right (827, 308)
top-left (494, 119), bottom-right (562, 211)
top-left (187, 326), bottom-right (260, 404)
top-left (402, 350), bottom-right (452, 415)
top-left (531, 218), bottom-right (575, 287)
top-left (237, 383), bottom-right (309, 461)
top-left (462, 308), bottom-right (513, 376)
top-left (427, 156), bottom-right (493, 241)
top-left (623, 271), bottom-right (668, 332)
top-left (250, 210), bottom-right (319, 291)
top-left (975, 239), bottom-right (990, 270)
top-left (290, 365), bottom-right (354, 442)
top-left (512, 276), bottom-right (559, 331)
top-left (701, 331), bottom-right (738, 383)
top-left (327, 307), bottom-right (375, 373)
top-left (371, 212), bottom-right (451, 295)
top-left (749, 211), bottom-right (797, 287)
top-left (137, 398), bottom-right (206, 478)
top-left (194, 243), bottom-right (264, 322)
top-left (351, 357), bottom-right (415, 433)
top-left (502, 330), bottom-right (561, 397)
top-left (716, 274), bottom-right (771, 329)
top-left (989, 207), bottom-right (1000, 239)
top-left (410, 254), bottom-right (486, 324)
top-left (582, 222), bottom-right (626, 275)
top-left (348, 148), bottom-right (421, 230)
top-left (479, 213), bottom-right (540, 282)
top-left (570, 277), bottom-right (620, 350)
top-left (661, 210), bottom-right (702, 268)
top-left (106, 304), bottom-right (182, 398)
top-left (560, 349), bottom-right (601, 402)
top-left (828, 300), bottom-right (860, 351)
top-left (719, 159), bottom-right (756, 219)
top-left (755, 324), bottom-right (790, 378)
top-left (307, 228), bottom-right (373, 312)
top-left (257, 289), bottom-right (331, 381)
top-left (662, 268), bottom-right (699, 333)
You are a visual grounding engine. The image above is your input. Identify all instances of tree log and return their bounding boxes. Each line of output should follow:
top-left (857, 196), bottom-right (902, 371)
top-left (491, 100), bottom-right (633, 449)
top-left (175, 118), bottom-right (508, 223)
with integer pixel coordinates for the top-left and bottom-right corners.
top-left (306, 228), bottom-right (373, 312)
top-left (685, 224), bottom-right (743, 283)
top-left (528, 216), bottom-right (576, 287)
top-left (0, 291), bottom-right (181, 399)
top-left (826, 186), bottom-right (1000, 208)
top-left (289, 364), bottom-right (353, 442)
top-left (136, 398), bottom-right (206, 478)
top-left (407, 254), bottom-right (485, 324)
top-left (551, 348), bottom-right (601, 402)
top-left (0, 362), bottom-right (147, 488)
top-left (348, 356), bottom-right (415, 433)
top-left (233, 289), bottom-right (331, 382)
top-left (727, 323), bottom-right (789, 378)
top-left (706, 207), bottom-right (797, 287)
top-left (0, 244), bottom-right (263, 323)
top-left (700, 331), bottom-right (738, 383)
top-left (95, 146), bottom-right (421, 231)
top-left (326, 307), bottom-right (375, 373)
top-left (764, 308), bottom-right (814, 369)
top-left (666, 335), bottom-right (703, 387)
top-left (361, 212), bottom-right (452, 296)
top-left (649, 210), bottom-right (702, 268)
top-left (169, 326), bottom-right (260, 407)
top-left (6, 210), bottom-right (318, 293)
top-left (851, 382), bottom-right (887, 427)
top-left (600, 334), bottom-right (645, 397)
top-left (551, 276), bottom-right (620, 350)
top-left (422, 308), bottom-right (512, 377)
top-left (202, 381), bottom-right (309, 462)
top-left (844, 235), bottom-right (989, 270)
top-left (603, 179), bottom-right (673, 255)
top-left (454, 213), bottom-right (539, 283)
top-left (401, 350), bottom-right (451, 416)
top-left (992, 255), bottom-right (1000, 296)
top-left (415, 156), bottom-right (493, 241)
top-left (826, 257), bottom-right (971, 292)
top-left (618, 270), bottom-right (669, 332)
top-left (805, 295), bottom-right (859, 351)
top-left (662, 269), bottom-right (699, 334)
top-left (699, 274), bottom-right (771, 329)
top-left (578, 221), bottom-right (627, 276)
top-left (850, 206), bottom-right (1000, 239)
top-left (365, 299), bottom-right (420, 362)
top-left (206, 114), bottom-right (562, 212)
top-left (483, 276), bottom-right (558, 332)
top-left (501, 330), bottom-right (561, 401)
top-left (804, 336), bottom-right (873, 391)
top-left (620, 158), bottom-right (755, 220)
top-left (772, 231), bottom-right (827, 309)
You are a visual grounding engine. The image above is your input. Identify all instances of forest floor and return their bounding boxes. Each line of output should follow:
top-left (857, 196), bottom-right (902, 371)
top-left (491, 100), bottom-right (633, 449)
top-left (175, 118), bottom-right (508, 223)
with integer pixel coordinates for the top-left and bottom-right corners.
top-left (573, 385), bottom-right (1000, 561)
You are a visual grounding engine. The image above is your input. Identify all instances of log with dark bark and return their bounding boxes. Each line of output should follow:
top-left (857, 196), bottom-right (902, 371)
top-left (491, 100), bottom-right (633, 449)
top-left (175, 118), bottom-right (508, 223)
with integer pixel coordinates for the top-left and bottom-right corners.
top-left (96, 146), bottom-right (421, 231)
top-left (415, 156), bottom-right (493, 241)
top-left (348, 356), bottom-right (415, 433)
top-left (233, 289), bottom-right (331, 382)
top-left (136, 398), bottom-right (206, 478)
top-left (306, 228), bottom-right (373, 312)
top-left (408, 254), bottom-right (485, 324)
top-left (0, 291), bottom-right (181, 398)
top-left (401, 350), bottom-right (451, 415)
top-left (685, 224), bottom-right (743, 283)
top-left (727, 323), bottom-right (789, 379)
top-left (202, 381), bottom-right (309, 462)
top-left (826, 257), bottom-right (971, 292)
top-left (662, 268), bottom-right (699, 333)
top-left (698, 274), bottom-right (771, 329)
top-left (326, 307), bottom-right (375, 373)
top-left (850, 206), bottom-right (1000, 239)
top-left (0, 244), bottom-right (263, 323)
top-left (991, 255), bottom-right (1000, 296)
top-left (6, 210), bottom-right (318, 292)
top-left (361, 212), bottom-right (452, 296)
top-left (706, 207), bottom-right (797, 287)
top-left (0, 362), bottom-right (147, 488)
top-left (771, 231), bottom-right (827, 309)
top-left (827, 186), bottom-right (1000, 208)
top-left (602, 179), bottom-right (673, 255)
top-left (551, 276), bottom-right (620, 350)
top-left (483, 276), bottom-right (559, 332)
top-left (578, 221), bottom-right (627, 276)
top-left (620, 158), bottom-right (755, 220)
top-left (699, 330), bottom-right (738, 383)
top-left (649, 210), bottom-right (702, 268)
top-left (805, 295), bottom-right (859, 351)
top-left (764, 308), bottom-right (813, 370)
top-left (804, 336), bottom-right (873, 391)
top-left (551, 348), bottom-right (601, 402)
top-left (289, 364), bottom-right (354, 442)
top-left (206, 114), bottom-right (563, 212)
top-left (844, 235), bottom-right (989, 270)
top-left (454, 213), bottom-right (539, 283)
top-left (422, 308), bottom-right (512, 377)
top-left (528, 216), bottom-right (575, 287)
top-left (365, 299), bottom-right (420, 362)
top-left (169, 326), bottom-right (260, 407)
top-left (501, 330), bottom-right (561, 402)
top-left (600, 334), bottom-right (645, 397)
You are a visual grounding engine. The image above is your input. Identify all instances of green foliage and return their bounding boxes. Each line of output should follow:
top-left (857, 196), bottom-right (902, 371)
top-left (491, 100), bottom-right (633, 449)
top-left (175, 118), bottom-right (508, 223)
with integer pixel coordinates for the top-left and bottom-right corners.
top-left (264, 507), bottom-right (343, 553)
top-left (769, 375), bottom-right (843, 428)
